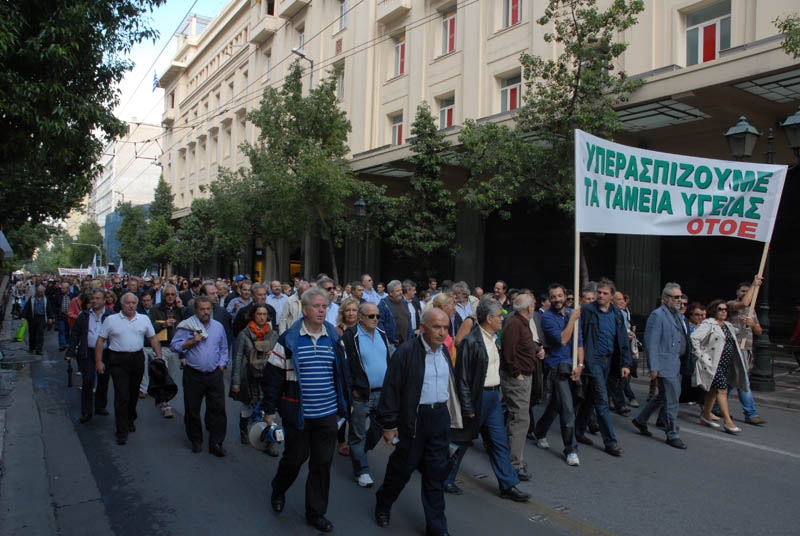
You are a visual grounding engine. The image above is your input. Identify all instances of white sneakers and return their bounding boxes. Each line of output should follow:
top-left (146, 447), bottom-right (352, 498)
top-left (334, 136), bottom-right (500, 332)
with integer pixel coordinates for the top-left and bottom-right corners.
top-left (356, 473), bottom-right (374, 488)
top-left (566, 453), bottom-right (580, 466)
top-left (536, 438), bottom-right (549, 449)
top-left (160, 403), bottom-right (173, 419)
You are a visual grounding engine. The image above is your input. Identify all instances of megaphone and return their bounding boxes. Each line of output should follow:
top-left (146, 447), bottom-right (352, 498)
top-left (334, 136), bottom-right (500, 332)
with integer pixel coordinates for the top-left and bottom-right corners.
top-left (248, 421), bottom-right (284, 450)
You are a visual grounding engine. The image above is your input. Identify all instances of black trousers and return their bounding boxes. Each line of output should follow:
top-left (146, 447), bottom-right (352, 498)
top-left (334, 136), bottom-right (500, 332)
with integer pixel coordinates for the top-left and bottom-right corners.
top-left (272, 414), bottom-right (338, 518)
top-left (376, 404), bottom-right (451, 536)
top-left (28, 315), bottom-right (46, 352)
top-left (182, 366), bottom-right (227, 445)
top-left (534, 365), bottom-right (578, 455)
top-left (78, 349), bottom-right (110, 416)
top-left (108, 350), bottom-right (145, 439)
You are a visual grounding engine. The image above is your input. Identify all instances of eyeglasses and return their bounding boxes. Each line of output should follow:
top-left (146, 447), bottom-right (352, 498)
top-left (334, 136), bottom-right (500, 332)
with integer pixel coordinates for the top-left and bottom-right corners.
top-left (361, 313), bottom-right (380, 319)
top-left (717, 307), bottom-right (728, 312)
top-left (323, 286), bottom-right (334, 291)
top-left (668, 294), bottom-right (682, 299)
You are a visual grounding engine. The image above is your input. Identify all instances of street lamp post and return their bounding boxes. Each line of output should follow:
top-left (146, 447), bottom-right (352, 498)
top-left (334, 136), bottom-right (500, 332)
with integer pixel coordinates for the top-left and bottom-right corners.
top-left (292, 47), bottom-right (314, 279)
top-left (353, 197), bottom-right (368, 275)
top-left (723, 111), bottom-right (800, 392)
top-left (72, 239), bottom-right (103, 274)
top-left (291, 47), bottom-right (314, 90)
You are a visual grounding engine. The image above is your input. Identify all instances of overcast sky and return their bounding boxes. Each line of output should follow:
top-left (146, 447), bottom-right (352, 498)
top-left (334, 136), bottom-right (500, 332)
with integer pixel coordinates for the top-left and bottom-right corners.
top-left (114, 0), bottom-right (230, 126)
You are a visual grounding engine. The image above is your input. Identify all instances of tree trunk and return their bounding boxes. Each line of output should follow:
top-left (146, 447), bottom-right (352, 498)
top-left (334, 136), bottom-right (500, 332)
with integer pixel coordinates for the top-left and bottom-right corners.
top-left (325, 233), bottom-right (339, 284)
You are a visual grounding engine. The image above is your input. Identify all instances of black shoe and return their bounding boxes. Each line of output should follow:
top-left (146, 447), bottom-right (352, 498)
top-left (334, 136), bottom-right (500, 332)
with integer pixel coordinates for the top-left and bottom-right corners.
top-left (79, 414), bottom-right (92, 423)
top-left (666, 438), bottom-right (687, 450)
top-left (500, 486), bottom-right (530, 502)
top-left (265, 442), bottom-right (280, 457)
top-left (209, 443), bottom-right (227, 457)
top-left (58, 346), bottom-right (66, 351)
top-left (128, 423), bottom-right (136, 433)
top-left (516, 467), bottom-right (532, 481)
top-left (444, 483), bottom-right (463, 495)
top-left (631, 418), bottom-right (652, 437)
top-left (576, 435), bottom-right (594, 446)
top-left (95, 408), bottom-right (109, 416)
top-left (655, 422), bottom-right (666, 430)
top-left (271, 490), bottom-right (285, 513)
top-left (604, 445), bottom-right (623, 457)
top-left (191, 442), bottom-right (203, 453)
top-left (375, 508), bottom-right (391, 528)
top-left (306, 514), bottom-right (333, 533)
top-left (616, 407), bottom-right (631, 416)
top-left (588, 422), bottom-right (600, 434)
top-left (116, 434), bottom-right (127, 445)
top-left (526, 431), bottom-right (537, 440)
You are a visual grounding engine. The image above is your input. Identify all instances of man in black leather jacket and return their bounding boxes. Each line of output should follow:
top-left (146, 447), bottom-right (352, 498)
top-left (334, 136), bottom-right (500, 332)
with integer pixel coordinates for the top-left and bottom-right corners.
top-left (445, 299), bottom-right (530, 502)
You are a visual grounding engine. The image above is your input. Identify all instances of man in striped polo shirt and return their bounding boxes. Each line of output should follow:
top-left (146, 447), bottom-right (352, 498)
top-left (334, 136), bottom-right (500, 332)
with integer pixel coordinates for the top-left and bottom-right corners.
top-left (264, 286), bottom-right (350, 534)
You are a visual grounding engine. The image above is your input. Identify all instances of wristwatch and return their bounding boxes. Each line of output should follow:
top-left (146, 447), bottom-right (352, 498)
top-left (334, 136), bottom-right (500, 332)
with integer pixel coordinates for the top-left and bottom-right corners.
top-left (578, 363), bottom-right (585, 368)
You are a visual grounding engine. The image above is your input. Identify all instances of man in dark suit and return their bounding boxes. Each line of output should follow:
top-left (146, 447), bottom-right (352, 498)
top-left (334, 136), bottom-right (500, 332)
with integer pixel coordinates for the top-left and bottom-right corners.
top-left (632, 282), bottom-right (687, 449)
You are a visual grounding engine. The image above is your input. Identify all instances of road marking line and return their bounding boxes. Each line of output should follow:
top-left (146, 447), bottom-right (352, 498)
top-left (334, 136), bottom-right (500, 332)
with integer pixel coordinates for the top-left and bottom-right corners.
top-left (681, 427), bottom-right (800, 459)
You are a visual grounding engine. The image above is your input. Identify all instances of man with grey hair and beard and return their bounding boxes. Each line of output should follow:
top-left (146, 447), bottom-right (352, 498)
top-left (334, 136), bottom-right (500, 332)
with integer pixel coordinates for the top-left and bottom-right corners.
top-left (378, 280), bottom-right (412, 354)
top-left (632, 282), bottom-right (688, 449)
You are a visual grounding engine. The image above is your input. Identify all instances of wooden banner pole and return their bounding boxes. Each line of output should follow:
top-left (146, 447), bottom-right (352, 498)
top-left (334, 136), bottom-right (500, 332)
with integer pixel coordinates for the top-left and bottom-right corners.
top-left (740, 241), bottom-right (769, 349)
top-left (573, 231), bottom-right (580, 368)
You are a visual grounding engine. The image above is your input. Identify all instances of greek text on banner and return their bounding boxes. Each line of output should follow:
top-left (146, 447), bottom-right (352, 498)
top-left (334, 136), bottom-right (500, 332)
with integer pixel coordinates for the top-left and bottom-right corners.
top-left (574, 130), bottom-right (788, 243)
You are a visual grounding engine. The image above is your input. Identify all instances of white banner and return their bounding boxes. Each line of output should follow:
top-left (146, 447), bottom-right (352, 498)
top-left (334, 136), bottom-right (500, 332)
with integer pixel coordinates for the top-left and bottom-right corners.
top-left (574, 130), bottom-right (788, 243)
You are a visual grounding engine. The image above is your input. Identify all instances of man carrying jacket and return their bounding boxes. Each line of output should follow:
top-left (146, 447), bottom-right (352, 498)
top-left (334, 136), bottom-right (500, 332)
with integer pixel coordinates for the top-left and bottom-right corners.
top-left (446, 299), bottom-right (530, 502)
top-left (342, 302), bottom-right (391, 488)
top-left (264, 287), bottom-right (350, 533)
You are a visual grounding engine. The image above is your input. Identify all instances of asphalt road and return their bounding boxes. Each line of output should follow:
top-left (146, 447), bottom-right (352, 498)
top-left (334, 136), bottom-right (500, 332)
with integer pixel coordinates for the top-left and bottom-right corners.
top-left (2, 327), bottom-right (799, 535)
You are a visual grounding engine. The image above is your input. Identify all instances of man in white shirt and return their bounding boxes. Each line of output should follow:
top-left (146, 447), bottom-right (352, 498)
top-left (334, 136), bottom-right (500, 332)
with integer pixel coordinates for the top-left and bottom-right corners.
top-left (95, 292), bottom-right (162, 445)
top-left (266, 280), bottom-right (289, 323)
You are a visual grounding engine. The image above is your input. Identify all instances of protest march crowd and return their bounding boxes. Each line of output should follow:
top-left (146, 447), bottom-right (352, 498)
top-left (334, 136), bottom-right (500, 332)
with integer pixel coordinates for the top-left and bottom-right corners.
top-left (9, 269), bottom-right (788, 535)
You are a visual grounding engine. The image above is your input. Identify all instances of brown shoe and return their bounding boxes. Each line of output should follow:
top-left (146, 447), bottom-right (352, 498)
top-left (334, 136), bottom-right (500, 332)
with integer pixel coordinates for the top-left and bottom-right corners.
top-left (745, 416), bottom-right (766, 425)
top-left (604, 445), bottom-right (623, 457)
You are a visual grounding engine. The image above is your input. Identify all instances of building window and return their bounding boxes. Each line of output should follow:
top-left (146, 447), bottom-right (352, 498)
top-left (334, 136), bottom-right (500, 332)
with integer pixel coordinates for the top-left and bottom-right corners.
top-left (394, 35), bottom-right (406, 77)
top-left (500, 75), bottom-right (521, 112)
top-left (685, 0), bottom-right (730, 66)
top-left (442, 9), bottom-right (456, 55)
top-left (169, 91), bottom-right (175, 109)
top-left (391, 114), bottom-right (403, 145)
top-left (338, 1), bottom-right (348, 32)
top-left (297, 25), bottom-right (305, 49)
top-left (439, 96), bottom-right (455, 129)
top-left (334, 63), bottom-right (345, 101)
top-left (265, 50), bottom-right (272, 79)
top-left (502, 0), bottom-right (521, 28)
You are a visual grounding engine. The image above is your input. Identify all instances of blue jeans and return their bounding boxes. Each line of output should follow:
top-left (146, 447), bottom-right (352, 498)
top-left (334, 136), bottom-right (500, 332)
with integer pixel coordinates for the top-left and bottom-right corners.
top-left (349, 390), bottom-right (382, 476)
top-left (55, 319), bottom-right (69, 347)
top-left (445, 389), bottom-right (519, 490)
top-left (637, 375), bottom-right (681, 440)
top-left (731, 377), bottom-right (759, 419)
top-left (576, 358), bottom-right (618, 447)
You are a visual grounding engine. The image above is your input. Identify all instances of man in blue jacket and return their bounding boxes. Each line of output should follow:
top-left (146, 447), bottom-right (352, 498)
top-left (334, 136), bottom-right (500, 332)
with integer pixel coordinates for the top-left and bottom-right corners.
top-left (263, 287), bottom-right (350, 533)
top-left (576, 279), bottom-right (631, 457)
top-left (632, 282), bottom-right (688, 449)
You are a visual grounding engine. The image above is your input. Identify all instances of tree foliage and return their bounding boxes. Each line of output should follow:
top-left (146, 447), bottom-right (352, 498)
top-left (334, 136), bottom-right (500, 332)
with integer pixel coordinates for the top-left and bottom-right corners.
top-left (116, 202), bottom-right (149, 273)
top-left (172, 199), bottom-right (216, 273)
top-left (244, 62), bottom-right (382, 282)
top-left (4, 222), bottom-right (53, 268)
top-left (385, 102), bottom-right (458, 259)
top-left (150, 177), bottom-right (176, 219)
top-left (458, 0), bottom-right (644, 216)
top-left (0, 0), bottom-right (165, 232)
top-left (69, 221), bottom-right (104, 266)
top-left (775, 12), bottom-right (800, 59)
top-left (30, 229), bottom-right (73, 274)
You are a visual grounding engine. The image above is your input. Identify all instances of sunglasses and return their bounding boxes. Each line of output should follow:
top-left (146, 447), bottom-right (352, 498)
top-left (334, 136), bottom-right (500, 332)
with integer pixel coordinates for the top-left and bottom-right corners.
top-left (361, 313), bottom-right (380, 319)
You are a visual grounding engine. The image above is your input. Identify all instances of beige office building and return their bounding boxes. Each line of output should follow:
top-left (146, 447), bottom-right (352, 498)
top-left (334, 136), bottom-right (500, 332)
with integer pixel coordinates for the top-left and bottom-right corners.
top-left (159, 0), bottom-right (799, 307)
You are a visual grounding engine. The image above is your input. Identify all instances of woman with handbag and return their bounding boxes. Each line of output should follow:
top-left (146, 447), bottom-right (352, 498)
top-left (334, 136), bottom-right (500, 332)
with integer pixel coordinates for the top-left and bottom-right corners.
top-left (231, 303), bottom-right (279, 453)
top-left (690, 299), bottom-right (749, 435)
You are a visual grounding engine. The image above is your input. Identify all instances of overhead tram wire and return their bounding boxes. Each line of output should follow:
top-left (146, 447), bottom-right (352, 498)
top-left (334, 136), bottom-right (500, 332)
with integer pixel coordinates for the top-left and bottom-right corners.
top-left (125, 0), bottom-right (482, 163)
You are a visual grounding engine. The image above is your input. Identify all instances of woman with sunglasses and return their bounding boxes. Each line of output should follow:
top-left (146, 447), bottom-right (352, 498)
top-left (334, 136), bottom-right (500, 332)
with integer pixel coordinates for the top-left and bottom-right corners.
top-left (690, 299), bottom-right (749, 434)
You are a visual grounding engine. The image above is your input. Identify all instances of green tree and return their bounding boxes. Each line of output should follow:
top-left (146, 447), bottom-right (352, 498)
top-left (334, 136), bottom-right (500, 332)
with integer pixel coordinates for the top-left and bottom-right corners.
top-left (30, 229), bottom-right (73, 274)
top-left (171, 199), bottom-right (216, 276)
top-left (4, 222), bottom-right (53, 269)
top-left (775, 12), bottom-right (800, 58)
top-left (0, 0), bottom-right (165, 232)
top-left (385, 102), bottom-right (458, 262)
top-left (116, 202), bottom-right (149, 273)
top-left (244, 62), bottom-right (381, 282)
top-left (150, 177), bottom-right (176, 219)
top-left (69, 221), bottom-right (104, 267)
top-left (458, 0), bottom-right (644, 216)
